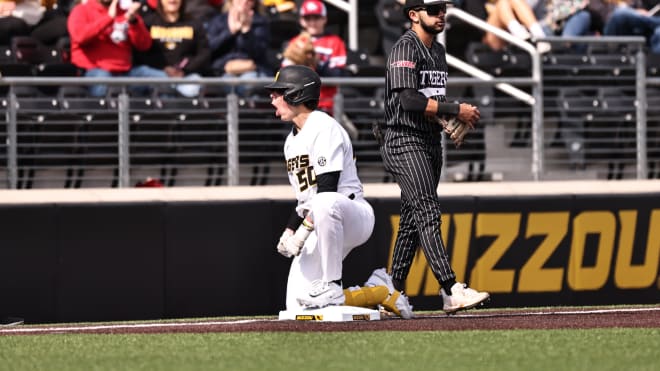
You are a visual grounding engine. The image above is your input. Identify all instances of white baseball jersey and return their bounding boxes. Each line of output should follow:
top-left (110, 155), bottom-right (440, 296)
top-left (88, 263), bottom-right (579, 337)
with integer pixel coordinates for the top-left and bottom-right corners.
top-left (284, 110), bottom-right (363, 217)
top-left (282, 110), bottom-right (375, 311)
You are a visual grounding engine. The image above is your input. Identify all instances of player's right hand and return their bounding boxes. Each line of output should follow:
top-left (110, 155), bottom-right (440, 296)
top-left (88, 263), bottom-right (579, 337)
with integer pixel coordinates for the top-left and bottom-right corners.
top-left (276, 229), bottom-right (294, 257)
top-left (457, 103), bottom-right (480, 129)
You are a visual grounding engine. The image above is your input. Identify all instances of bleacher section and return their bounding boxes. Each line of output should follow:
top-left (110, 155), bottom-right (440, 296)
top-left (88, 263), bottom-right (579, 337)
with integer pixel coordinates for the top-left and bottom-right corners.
top-left (2, 7), bottom-right (660, 187)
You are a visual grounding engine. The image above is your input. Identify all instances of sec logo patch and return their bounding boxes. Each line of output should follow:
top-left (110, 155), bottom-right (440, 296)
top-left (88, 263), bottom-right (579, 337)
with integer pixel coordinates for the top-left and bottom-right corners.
top-left (317, 157), bottom-right (327, 166)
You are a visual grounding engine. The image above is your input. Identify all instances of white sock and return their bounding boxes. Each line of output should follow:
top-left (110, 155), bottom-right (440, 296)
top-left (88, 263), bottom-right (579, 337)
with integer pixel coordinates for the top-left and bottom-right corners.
top-left (529, 22), bottom-right (546, 40)
top-left (507, 20), bottom-right (530, 40)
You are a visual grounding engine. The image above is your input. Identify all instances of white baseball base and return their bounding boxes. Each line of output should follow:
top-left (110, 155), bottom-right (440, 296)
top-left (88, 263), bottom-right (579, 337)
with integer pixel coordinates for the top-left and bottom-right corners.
top-left (278, 305), bottom-right (381, 322)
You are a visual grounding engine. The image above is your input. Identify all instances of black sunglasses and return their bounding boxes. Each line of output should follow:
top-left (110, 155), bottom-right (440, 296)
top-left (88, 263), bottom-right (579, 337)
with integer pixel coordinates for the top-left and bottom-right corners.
top-left (414, 3), bottom-right (447, 16)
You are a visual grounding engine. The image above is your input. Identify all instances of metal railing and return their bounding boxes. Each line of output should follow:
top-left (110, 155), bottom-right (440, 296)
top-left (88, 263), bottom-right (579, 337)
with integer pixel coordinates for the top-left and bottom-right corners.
top-left (2, 39), bottom-right (658, 188)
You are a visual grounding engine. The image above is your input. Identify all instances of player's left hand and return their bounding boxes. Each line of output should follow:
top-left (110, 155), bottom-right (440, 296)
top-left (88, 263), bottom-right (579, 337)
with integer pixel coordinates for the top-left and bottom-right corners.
top-left (439, 116), bottom-right (470, 148)
top-left (449, 120), bottom-right (470, 148)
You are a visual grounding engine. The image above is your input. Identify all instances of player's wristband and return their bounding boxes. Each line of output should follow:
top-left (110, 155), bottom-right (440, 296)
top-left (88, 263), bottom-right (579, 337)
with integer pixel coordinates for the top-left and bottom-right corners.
top-left (436, 102), bottom-right (460, 117)
top-left (301, 218), bottom-right (314, 231)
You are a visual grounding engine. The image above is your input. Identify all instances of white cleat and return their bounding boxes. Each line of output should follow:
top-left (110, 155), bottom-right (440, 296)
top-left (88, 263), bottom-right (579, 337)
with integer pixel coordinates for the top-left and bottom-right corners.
top-left (297, 280), bottom-right (345, 309)
top-left (441, 283), bottom-right (490, 314)
top-left (365, 268), bottom-right (395, 292)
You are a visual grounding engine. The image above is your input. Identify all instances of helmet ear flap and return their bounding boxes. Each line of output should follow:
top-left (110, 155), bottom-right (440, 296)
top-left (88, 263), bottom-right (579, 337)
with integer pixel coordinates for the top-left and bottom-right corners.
top-left (283, 87), bottom-right (303, 105)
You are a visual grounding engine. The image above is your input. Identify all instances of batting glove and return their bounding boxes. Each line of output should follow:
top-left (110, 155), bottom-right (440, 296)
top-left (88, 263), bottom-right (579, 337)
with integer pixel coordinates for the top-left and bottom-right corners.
top-left (277, 229), bottom-right (295, 258)
top-left (282, 219), bottom-right (314, 257)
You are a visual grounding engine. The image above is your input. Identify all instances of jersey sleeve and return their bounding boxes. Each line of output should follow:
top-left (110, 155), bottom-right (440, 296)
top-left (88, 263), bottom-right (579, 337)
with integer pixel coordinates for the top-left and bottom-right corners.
top-left (310, 124), bottom-right (345, 176)
top-left (387, 38), bottom-right (418, 91)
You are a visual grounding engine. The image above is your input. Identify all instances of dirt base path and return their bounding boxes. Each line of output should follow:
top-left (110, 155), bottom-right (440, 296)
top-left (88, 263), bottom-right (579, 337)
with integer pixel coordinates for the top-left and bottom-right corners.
top-left (1, 307), bottom-right (658, 336)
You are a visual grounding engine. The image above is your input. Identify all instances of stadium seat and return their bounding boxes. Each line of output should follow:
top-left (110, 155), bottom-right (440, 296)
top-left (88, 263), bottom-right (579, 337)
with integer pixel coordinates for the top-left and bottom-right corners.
top-left (0, 63), bottom-right (34, 81)
top-left (0, 45), bottom-right (13, 63)
top-left (465, 42), bottom-right (531, 77)
top-left (556, 87), bottom-right (598, 169)
top-left (596, 87), bottom-right (637, 178)
top-left (10, 36), bottom-right (64, 66)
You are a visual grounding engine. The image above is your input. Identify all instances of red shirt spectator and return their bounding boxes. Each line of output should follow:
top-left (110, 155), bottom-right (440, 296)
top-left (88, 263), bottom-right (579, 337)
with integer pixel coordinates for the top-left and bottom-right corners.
top-left (282, 0), bottom-right (347, 113)
top-left (67, 0), bottom-right (152, 72)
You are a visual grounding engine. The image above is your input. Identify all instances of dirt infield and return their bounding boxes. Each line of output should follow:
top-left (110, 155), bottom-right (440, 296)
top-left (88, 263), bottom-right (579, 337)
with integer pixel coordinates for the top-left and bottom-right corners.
top-left (1, 307), bottom-right (658, 336)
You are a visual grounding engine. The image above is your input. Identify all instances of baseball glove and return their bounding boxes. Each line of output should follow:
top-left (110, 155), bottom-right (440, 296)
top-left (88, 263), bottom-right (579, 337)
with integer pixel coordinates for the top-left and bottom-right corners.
top-left (283, 32), bottom-right (317, 68)
top-left (438, 116), bottom-right (470, 148)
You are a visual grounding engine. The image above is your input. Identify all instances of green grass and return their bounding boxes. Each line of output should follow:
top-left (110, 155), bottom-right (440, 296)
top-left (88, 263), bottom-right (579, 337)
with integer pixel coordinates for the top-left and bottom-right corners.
top-left (0, 328), bottom-right (658, 371)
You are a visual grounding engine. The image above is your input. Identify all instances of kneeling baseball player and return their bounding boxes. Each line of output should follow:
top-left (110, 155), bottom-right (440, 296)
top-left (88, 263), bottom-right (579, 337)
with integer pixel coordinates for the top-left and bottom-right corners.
top-left (266, 65), bottom-right (412, 319)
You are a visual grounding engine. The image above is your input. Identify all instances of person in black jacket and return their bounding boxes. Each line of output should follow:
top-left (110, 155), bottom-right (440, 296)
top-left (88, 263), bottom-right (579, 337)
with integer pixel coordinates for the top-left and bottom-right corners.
top-left (138, 0), bottom-right (211, 96)
top-left (206, 0), bottom-right (271, 96)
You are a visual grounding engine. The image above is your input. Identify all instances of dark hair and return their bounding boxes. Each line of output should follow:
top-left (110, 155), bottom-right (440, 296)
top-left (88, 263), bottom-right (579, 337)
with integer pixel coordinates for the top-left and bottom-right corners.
top-left (157, 0), bottom-right (187, 21)
top-left (303, 99), bottom-right (319, 110)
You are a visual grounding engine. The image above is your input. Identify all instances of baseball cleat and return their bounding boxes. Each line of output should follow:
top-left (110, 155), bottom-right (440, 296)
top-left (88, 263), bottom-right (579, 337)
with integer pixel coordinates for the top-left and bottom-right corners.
top-left (297, 280), bottom-right (345, 309)
top-left (381, 290), bottom-right (414, 319)
top-left (441, 283), bottom-right (490, 314)
top-left (365, 268), bottom-right (396, 293)
top-left (366, 268), bottom-right (414, 319)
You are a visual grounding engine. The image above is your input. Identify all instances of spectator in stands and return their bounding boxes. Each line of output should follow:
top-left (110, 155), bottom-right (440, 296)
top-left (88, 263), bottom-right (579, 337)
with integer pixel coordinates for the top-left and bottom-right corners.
top-left (588, 0), bottom-right (619, 30)
top-left (0, 0), bottom-right (45, 44)
top-left (206, 0), bottom-right (271, 97)
top-left (281, 0), bottom-right (348, 114)
top-left (143, 0), bottom-right (224, 28)
top-left (482, 0), bottom-right (549, 52)
top-left (542, 1), bottom-right (591, 36)
top-left (138, 0), bottom-right (211, 97)
top-left (67, 0), bottom-right (168, 97)
top-left (603, 0), bottom-right (660, 53)
top-left (538, 1), bottom-right (616, 51)
top-left (29, 0), bottom-right (73, 47)
top-left (1, 0), bottom-right (75, 48)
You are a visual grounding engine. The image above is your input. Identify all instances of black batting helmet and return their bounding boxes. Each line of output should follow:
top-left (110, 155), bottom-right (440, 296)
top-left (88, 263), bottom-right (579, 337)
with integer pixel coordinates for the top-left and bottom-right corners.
top-left (265, 65), bottom-right (321, 106)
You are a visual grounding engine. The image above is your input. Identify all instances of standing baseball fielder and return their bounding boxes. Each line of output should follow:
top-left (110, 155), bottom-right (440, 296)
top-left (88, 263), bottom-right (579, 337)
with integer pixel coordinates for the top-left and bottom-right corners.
top-left (266, 65), bottom-right (377, 310)
top-left (377, 0), bottom-right (490, 313)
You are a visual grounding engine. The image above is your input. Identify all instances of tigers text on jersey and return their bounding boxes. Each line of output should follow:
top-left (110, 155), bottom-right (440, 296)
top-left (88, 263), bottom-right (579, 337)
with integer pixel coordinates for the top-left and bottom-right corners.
top-left (284, 110), bottom-right (363, 216)
top-left (385, 29), bottom-right (449, 132)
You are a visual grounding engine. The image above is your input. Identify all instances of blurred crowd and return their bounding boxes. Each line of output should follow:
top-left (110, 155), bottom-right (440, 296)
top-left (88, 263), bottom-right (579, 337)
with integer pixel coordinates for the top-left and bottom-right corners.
top-left (1, 0), bottom-right (660, 101)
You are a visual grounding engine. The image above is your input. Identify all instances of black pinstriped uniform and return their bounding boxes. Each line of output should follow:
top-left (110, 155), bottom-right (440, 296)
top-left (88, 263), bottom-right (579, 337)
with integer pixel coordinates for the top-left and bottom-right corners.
top-left (380, 29), bottom-right (456, 286)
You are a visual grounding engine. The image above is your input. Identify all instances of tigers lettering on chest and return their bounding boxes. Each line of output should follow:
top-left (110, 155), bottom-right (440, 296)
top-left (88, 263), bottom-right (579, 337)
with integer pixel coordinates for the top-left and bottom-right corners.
top-left (286, 154), bottom-right (310, 172)
top-left (419, 70), bottom-right (447, 87)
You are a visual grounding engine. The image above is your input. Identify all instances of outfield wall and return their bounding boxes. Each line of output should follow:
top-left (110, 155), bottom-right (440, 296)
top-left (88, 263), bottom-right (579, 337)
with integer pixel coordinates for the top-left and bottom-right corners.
top-left (1, 180), bottom-right (658, 324)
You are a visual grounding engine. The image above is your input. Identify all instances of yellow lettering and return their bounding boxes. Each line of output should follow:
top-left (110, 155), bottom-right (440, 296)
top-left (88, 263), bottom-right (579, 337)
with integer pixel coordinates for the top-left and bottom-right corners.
top-left (614, 210), bottom-right (660, 289)
top-left (518, 212), bottom-right (568, 292)
top-left (470, 213), bottom-right (520, 292)
top-left (150, 26), bottom-right (194, 40)
top-left (568, 211), bottom-right (616, 290)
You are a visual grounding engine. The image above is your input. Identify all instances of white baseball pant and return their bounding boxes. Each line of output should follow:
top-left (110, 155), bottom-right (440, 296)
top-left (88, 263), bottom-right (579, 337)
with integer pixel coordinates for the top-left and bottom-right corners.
top-left (285, 192), bottom-right (375, 310)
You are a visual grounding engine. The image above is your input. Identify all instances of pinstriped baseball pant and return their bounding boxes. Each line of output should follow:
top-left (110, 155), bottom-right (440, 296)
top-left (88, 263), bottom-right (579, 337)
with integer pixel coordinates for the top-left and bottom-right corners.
top-left (380, 126), bottom-right (456, 285)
